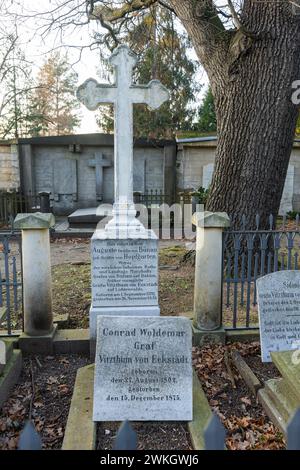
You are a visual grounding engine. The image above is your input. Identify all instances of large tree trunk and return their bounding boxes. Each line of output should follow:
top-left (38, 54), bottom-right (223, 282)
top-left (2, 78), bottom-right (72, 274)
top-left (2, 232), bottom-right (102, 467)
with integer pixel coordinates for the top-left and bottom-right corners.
top-left (171, 1), bottom-right (300, 229)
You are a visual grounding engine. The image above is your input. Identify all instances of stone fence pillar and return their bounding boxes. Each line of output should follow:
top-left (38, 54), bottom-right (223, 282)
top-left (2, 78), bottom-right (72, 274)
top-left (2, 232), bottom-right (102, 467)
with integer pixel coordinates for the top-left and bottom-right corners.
top-left (14, 213), bottom-right (56, 352)
top-left (192, 211), bottom-right (230, 345)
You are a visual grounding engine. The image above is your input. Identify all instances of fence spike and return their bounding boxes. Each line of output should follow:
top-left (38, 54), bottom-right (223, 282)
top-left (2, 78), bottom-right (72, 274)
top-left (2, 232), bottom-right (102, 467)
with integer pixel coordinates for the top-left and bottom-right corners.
top-left (255, 214), bottom-right (260, 230)
top-left (283, 214), bottom-right (287, 228)
top-left (269, 214), bottom-right (273, 230)
top-left (241, 214), bottom-right (246, 231)
top-left (18, 420), bottom-right (42, 450)
top-left (287, 408), bottom-right (300, 450)
top-left (204, 413), bottom-right (226, 450)
top-left (113, 420), bottom-right (137, 450)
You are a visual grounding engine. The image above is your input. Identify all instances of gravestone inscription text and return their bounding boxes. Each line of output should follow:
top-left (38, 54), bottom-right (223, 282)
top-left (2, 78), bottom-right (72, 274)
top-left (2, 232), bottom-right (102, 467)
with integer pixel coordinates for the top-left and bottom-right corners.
top-left (92, 239), bottom-right (158, 307)
top-left (93, 316), bottom-right (192, 421)
top-left (257, 270), bottom-right (300, 362)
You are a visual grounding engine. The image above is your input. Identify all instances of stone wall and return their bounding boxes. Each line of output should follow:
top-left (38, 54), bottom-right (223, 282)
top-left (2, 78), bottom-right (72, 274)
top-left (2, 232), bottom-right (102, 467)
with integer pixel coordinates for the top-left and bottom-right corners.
top-left (2, 134), bottom-right (300, 216)
top-left (177, 137), bottom-right (300, 215)
top-left (18, 134), bottom-right (176, 215)
top-left (0, 142), bottom-right (19, 191)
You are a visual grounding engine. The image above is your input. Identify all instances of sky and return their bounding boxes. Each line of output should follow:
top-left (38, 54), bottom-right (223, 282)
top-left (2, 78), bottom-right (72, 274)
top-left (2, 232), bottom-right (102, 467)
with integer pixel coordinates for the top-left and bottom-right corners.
top-left (1, 0), bottom-right (208, 134)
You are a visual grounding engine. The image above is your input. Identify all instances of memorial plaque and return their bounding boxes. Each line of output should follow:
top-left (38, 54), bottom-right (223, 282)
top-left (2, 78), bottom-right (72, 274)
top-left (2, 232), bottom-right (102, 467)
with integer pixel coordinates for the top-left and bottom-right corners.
top-left (257, 270), bottom-right (300, 362)
top-left (93, 316), bottom-right (192, 421)
top-left (91, 238), bottom-right (158, 307)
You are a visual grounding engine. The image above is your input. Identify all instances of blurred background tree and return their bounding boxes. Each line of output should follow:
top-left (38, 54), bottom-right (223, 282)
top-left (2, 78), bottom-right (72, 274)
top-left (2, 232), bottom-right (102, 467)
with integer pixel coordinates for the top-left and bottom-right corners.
top-left (97, 5), bottom-right (200, 139)
top-left (28, 52), bottom-right (81, 136)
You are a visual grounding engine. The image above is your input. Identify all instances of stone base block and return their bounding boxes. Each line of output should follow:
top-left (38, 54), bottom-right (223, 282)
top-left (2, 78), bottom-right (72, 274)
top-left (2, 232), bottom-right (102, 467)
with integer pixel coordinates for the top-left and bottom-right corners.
top-left (53, 329), bottom-right (90, 354)
top-left (192, 325), bottom-right (226, 347)
top-left (18, 325), bottom-right (58, 354)
top-left (89, 305), bottom-right (160, 358)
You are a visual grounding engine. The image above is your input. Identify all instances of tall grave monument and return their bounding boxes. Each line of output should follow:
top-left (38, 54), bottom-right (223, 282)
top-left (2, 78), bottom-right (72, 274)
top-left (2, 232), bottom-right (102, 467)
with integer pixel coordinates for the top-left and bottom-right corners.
top-left (77, 45), bottom-right (170, 350)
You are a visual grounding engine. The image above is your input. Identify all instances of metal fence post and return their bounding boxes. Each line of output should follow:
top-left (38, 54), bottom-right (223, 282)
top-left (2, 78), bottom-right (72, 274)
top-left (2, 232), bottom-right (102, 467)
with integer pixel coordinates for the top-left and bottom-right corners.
top-left (204, 413), bottom-right (226, 450)
top-left (18, 420), bottom-right (42, 450)
top-left (113, 421), bottom-right (137, 450)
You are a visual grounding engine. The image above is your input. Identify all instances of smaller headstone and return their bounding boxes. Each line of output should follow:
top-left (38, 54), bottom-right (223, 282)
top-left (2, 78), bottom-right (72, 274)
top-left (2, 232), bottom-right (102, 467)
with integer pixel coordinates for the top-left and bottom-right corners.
top-left (93, 316), bottom-right (192, 421)
top-left (257, 270), bottom-right (300, 362)
top-left (279, 164), bottom-right (294, 215)
top-left (0, 340), bottom-right (7, 373)
top-left (0, 340), bottom-right (7, 365)
top-left (202, 163), bottom-right (214, 190)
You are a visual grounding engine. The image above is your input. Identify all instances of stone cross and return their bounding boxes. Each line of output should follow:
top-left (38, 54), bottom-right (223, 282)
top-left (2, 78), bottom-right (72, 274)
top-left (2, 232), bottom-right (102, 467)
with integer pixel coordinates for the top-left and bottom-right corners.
top-left (88, 152), bottom-right (111, 201)
top-left (77, 45), bottom-right (169, 226)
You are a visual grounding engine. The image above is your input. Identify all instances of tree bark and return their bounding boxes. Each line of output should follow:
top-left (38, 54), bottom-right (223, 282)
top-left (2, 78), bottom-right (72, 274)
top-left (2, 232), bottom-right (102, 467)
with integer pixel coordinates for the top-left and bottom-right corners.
top-left (170, 1), bottom-right (300, 229)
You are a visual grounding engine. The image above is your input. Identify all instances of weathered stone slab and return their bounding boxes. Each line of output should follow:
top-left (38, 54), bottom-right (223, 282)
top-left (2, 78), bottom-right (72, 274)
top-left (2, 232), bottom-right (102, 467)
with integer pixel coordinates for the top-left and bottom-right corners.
top-left (93, 316), bottom-right (192, 421)
top-left (257, 271), bottom-right (300, 362)
top-left (279, 164), bottom-right (294, 215)
top-left (0, 340), bottom-right (7, 374)
top-left (91, 237), bottom-right (158, 307)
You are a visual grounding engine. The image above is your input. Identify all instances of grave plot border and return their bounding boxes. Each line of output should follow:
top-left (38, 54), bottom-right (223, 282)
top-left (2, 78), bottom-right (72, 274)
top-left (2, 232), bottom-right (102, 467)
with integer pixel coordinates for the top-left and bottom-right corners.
top-left (62, 367), bottom-right (212, 451)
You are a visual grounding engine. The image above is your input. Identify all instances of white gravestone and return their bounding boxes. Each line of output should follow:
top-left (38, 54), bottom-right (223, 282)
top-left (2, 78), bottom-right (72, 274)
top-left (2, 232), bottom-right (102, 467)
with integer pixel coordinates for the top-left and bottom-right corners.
top-left (77, 45), bottom-right (169, 347)
top-left (202, 163), bottom-right (214, 190)
top-left (257, 270), bottom-right (300, 362)
top-left (93, 316), bottom-right (192, 421)
top-left (0, 340), bottom-right (7, 371)
top-left (279, 165), bottom-right (294, 215)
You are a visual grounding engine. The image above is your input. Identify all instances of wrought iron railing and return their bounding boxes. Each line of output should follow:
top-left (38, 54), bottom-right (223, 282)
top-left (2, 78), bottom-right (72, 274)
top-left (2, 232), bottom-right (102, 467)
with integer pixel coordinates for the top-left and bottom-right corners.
top-left (0, 232), bottom-right (22, 335)
top-left (0, 191), bottom-right (41, 228)
top-left (134, 190), bottom-right (170, 207)
top-left (17, 410), bottom-right (300, 450)
top-left (222, 214), bottom-right (300, 329)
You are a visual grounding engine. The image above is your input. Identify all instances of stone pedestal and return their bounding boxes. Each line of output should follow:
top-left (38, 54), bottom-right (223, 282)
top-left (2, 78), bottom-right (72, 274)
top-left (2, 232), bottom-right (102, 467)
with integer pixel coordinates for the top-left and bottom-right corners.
top-left (14, 213), bottom-right (56, 353)
top-left (89, 226), bottom-right (160, 354)
top-left (192, 212), bottom-right (230, 342)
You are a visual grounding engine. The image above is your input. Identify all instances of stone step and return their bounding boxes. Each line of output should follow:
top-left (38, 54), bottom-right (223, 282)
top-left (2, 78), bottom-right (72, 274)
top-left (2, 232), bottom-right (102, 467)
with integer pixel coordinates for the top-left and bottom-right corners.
top-left (271, 351), bottom-right (300, 401)
top-left (257, 388), bottom-right (286, 434)
top-left (264, 378), bottom-right (299, 424)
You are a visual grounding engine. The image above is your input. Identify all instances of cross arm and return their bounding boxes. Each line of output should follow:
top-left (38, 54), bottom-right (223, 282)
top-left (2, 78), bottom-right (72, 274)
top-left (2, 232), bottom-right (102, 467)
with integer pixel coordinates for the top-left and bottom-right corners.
top-left (77, 78), bottom-right (117, 111)
top-left (130, 80), bottom-right (170, 110)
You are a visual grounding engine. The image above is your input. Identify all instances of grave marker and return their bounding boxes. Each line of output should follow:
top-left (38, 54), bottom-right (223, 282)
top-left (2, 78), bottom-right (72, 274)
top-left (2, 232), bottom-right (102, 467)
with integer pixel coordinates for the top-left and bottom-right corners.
top-left (93, 316), bottom-right (192, 421)
top-left (0, 340), bottom-right (7, 366)
top-left (257, 270), bottom-right (300, 362)
top-left (77, 45), bottom-right (169, 349)
top-left (88, 152), bottom-right (111, 201)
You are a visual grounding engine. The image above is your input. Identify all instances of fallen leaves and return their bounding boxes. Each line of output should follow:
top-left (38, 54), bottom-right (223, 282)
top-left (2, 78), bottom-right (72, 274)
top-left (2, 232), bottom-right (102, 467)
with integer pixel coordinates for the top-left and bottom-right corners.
top-left (240, 396), bottom-right (252, 406)
top-left (192, 342), bottom-right (285, 450)
top-left (0, 355), bottom-right (90, 450)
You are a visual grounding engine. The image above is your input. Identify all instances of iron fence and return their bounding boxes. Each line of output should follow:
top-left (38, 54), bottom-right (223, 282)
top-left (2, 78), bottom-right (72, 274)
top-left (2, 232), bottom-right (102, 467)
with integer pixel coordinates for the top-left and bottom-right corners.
top-left (0, 191), bottom-right (41, 228)
top-left (222, 214), bottom-right (300, 329)
top-left (0, 232), bottom-right (22, 335)
top-left (18, 409), bottom-right (300, 450)
top-left (134, 189), bottom-right (170, 207)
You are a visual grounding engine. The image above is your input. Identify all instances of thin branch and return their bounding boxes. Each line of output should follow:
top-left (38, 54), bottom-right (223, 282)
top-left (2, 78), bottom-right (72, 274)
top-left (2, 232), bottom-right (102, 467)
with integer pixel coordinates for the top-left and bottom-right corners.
top-left (227, 0), bottom-right (242, 29)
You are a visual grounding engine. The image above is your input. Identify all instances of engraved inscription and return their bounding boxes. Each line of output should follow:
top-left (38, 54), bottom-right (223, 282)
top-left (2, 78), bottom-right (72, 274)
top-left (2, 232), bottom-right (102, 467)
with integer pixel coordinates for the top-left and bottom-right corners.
top-left (92, 239), bottom-right (158, 307)
top-left (93, 316), bottom-right (193, 421)
top-left (257, 271), bottom-right (300, 362)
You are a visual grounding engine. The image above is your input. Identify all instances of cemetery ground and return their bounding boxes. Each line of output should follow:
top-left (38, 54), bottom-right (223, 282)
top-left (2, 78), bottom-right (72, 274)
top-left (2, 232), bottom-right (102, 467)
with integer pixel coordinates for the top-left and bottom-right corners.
top-left (0, 238), bottom-right (287, 450)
